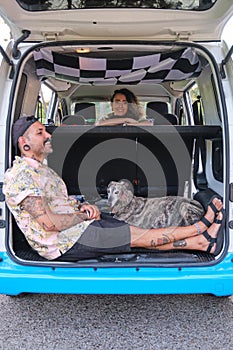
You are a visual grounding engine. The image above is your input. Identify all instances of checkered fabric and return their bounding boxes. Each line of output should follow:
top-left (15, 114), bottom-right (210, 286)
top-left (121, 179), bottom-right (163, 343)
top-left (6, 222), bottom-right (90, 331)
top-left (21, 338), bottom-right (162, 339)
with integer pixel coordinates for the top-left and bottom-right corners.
top-left (34, 47), bottom-right (202, 85)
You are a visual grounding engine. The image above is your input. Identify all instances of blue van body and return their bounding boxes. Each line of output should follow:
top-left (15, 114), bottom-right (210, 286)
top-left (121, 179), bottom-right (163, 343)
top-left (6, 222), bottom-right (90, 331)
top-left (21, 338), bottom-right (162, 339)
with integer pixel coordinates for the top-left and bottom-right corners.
top-left (1, 251), bottom-right (233, 296)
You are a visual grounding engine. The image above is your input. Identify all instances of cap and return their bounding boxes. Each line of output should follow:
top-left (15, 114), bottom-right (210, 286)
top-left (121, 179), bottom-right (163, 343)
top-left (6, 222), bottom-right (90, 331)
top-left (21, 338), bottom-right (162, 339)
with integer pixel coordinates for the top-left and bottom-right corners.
top-left (12, 116), bottom-right (38, 147)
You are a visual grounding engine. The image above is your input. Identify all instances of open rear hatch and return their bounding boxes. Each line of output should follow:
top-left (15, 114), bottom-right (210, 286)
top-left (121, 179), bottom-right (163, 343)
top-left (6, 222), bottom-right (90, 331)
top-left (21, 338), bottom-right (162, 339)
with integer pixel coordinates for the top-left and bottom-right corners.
top-left (0, 0), bottom-right (232, 42)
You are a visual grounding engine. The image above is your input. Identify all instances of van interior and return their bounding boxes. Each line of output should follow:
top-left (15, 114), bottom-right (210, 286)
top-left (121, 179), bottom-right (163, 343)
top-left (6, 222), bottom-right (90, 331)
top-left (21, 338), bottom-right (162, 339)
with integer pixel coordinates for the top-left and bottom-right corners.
top-left (8, 41), bottom-right (225, 266)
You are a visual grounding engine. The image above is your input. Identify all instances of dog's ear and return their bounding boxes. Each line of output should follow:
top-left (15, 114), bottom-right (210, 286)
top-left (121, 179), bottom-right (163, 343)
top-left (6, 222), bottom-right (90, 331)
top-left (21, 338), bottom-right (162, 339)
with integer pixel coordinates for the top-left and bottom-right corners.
top-left (119, 179), bottom-right (134, 193)
top-left (107, 181), bottom-right (117, 189)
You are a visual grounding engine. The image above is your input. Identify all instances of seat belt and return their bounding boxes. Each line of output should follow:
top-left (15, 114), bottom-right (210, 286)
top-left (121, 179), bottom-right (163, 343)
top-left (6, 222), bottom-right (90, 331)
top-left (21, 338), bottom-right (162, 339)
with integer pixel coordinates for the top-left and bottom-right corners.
top-left (193, 97), bottom-right (208, 189)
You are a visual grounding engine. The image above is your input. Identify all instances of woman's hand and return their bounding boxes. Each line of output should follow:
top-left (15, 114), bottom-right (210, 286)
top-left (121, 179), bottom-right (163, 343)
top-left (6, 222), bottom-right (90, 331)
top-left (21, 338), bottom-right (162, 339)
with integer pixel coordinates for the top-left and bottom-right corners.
top-left (123, 118), bottom-right (139, 124)
top-left (96, 117), bottom-right (138, 126)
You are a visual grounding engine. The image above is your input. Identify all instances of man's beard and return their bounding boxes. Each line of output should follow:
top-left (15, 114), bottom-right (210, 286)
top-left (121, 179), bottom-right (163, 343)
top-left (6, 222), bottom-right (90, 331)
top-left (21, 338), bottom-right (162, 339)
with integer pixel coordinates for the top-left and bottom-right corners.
top-left (43, 138), bottom-right (53, 155)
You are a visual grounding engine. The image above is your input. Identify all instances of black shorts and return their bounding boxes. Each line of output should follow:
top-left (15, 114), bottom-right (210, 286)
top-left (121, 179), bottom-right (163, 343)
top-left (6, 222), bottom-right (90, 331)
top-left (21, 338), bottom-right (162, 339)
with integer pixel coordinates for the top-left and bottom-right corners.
top-left (57, 213), bottom-right (131, 261)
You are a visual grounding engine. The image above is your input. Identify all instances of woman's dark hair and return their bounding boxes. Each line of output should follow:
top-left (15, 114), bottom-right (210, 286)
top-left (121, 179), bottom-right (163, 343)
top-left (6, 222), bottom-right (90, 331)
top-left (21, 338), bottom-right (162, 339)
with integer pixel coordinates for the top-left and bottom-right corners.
top-left (110, 88), bottom-right (143, 120)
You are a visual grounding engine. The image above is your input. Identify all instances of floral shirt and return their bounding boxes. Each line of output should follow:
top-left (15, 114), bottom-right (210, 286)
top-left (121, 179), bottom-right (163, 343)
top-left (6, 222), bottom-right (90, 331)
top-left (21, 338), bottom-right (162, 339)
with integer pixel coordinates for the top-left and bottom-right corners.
top-left (3, 157), bottom-right (93, 260)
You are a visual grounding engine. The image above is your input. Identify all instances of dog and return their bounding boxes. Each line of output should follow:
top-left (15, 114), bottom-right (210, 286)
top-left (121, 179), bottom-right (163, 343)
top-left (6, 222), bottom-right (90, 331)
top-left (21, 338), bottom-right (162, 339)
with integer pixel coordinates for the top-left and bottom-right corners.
top-left (107, 180), bottom-right (204, 228)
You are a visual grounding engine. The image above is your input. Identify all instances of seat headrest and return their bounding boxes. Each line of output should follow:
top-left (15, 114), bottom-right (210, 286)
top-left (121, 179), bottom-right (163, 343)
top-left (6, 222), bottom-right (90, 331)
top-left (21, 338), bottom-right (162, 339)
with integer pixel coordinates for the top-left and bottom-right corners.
top-left (146, 101), bottom-right (168, 117)
top-left (74, 102), bottom-right (96, 121)
top-left (146, 102), bottom-right (178, 125)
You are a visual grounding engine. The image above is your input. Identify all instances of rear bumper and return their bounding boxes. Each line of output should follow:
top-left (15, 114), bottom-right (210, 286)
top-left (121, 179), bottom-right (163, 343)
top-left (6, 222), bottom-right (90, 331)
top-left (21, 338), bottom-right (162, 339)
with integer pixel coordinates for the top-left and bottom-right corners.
top-left (1, 252), bottom-right (233, 296)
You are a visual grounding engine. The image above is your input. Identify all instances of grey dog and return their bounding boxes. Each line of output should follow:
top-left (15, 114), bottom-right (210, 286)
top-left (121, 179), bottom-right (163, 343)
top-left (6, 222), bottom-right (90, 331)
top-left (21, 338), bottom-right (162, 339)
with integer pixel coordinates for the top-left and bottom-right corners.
top-left (107, 180), bottom-right (204, 228)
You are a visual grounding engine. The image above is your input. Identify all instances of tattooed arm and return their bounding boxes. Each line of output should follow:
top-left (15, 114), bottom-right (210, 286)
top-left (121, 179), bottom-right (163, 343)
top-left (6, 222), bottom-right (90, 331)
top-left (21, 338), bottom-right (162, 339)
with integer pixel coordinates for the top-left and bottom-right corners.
top-left (20, 196), bottom-right (90, 232)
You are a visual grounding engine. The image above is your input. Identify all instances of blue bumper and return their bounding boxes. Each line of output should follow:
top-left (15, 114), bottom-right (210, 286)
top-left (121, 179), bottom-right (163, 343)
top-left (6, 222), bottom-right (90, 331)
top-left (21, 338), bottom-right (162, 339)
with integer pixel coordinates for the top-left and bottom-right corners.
top-left (1, 252), bottom-right (233, 296)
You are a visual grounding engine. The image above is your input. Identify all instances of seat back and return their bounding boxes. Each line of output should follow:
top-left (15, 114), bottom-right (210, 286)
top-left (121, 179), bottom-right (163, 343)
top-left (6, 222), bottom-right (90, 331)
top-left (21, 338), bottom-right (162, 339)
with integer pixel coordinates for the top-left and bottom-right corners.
top-left (160, 113), bottom-right (178, 125)
top-left (74, 102), bottom-right (96, 124)
top-left (146, 102), bottom-right (178, 125)
top-left (146, 101), bottom-right (168, 119)
top-left (62, 115), bottom-right (86, 125)
top-left (48, 126), bottom-right (193, 199)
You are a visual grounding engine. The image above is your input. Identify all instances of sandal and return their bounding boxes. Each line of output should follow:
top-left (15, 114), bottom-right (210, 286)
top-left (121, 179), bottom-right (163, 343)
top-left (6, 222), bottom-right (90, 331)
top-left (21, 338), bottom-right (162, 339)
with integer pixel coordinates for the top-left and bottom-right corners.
top-left (213, 210), bottom-right (225, 256)
top-left (200, 196), bottom-right (222, 228)
top-left (214, 215), bottom-right (223, 224)
top-left (200, 216), bottom-right (212, 228)
top-left (194, 190), bottom-right (222, 211)
top-left (208, 197), bottom-right (220, 215)
top-left (202, 210), bottom-right (225, 255)
top-left (202, 230), bottom-right (217, 253)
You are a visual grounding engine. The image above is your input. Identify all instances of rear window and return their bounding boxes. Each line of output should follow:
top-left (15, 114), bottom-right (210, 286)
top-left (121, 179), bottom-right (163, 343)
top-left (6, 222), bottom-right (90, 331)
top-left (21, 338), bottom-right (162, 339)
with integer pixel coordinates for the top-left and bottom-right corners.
top-left (16, 0), bottom-right (218, 12)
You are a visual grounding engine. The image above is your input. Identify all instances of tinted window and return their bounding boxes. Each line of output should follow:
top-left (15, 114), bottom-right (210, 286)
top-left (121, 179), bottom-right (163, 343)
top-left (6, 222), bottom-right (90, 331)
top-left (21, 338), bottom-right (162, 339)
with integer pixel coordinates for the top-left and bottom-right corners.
top-left (16, 0), bottom-right (218, 12)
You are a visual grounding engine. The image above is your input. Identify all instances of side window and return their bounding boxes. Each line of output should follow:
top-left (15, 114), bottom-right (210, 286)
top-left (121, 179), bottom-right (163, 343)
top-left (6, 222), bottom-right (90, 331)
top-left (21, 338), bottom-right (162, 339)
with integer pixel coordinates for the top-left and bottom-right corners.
top-left (190, 83), bottom-right (205, 125)
top-left (211, 74), bottom-right (221, 122)
top-left (175, 99), bottom-right (184, 125)
top-left (95, 101), bottom-right (112, 121)
top-left (35, 83), bottom-right (62, 125)
top-left (15, 73), bottom-right (27, 119)
top-left (72, 100), bottom-right (148, 123)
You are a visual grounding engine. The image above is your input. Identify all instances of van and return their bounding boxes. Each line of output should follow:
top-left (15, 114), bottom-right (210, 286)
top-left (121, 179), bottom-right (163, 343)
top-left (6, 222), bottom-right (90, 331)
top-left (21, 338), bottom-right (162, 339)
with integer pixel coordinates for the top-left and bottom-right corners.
top-left (0, 0), bottom-right (233, 296)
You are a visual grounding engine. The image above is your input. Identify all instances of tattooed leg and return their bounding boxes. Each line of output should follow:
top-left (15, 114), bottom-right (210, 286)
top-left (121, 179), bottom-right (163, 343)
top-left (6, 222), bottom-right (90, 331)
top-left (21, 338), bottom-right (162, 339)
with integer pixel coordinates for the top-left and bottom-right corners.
top-left (173, 239), bottom-right (187, 248)
top-left (130, 225), bottom-right (196, 249)
top-left (148, 235), bottom-right (201, 251)
top-left (140, 216), bottom-right (221, 252)
top-left (130, 197), bottom-right (223, 249)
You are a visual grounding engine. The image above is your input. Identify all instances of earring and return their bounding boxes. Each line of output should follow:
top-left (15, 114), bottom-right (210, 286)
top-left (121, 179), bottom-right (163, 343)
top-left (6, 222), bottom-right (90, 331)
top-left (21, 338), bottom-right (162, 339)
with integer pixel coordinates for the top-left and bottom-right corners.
top-left (23, 144), bottom-right (30, 151)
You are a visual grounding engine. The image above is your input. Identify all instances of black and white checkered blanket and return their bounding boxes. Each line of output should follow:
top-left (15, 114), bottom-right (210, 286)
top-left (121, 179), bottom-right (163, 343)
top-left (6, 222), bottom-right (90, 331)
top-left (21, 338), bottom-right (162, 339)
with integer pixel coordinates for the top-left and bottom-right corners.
top-left (34, 47), bottom-right (201, 85)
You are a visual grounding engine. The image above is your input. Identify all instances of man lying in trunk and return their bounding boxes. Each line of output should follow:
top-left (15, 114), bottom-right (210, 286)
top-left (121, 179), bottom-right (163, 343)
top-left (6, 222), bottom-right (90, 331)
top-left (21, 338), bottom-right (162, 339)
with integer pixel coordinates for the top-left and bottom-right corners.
top-left (3, 117), bottom-right (224, 261)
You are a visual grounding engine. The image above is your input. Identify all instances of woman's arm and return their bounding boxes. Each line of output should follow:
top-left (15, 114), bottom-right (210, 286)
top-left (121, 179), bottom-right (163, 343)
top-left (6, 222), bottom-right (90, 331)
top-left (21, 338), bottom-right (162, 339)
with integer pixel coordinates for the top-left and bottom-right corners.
top-left (96, 117), bottom-right (126, 126)
top-left (96, 117), bottom-right (153, 126)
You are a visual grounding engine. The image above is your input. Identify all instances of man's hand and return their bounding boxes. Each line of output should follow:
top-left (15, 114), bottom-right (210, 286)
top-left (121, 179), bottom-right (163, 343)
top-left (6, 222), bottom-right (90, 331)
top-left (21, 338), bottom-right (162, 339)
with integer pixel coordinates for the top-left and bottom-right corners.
top-left (21, 196), bottom-right (90, 232)
top-left (80, 204), bottom-right (101, 220)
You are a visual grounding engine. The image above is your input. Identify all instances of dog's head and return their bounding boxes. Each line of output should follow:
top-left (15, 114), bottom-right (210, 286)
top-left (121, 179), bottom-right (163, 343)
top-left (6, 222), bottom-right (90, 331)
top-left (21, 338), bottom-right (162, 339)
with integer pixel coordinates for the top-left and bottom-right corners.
top-left (107, 180), bottom-right (134, 214)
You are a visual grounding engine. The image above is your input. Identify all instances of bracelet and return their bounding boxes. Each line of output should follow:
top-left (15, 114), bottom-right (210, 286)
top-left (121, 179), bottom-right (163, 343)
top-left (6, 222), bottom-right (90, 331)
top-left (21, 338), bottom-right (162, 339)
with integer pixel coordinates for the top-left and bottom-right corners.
top-left (194, 222), bottom-right (201, 235)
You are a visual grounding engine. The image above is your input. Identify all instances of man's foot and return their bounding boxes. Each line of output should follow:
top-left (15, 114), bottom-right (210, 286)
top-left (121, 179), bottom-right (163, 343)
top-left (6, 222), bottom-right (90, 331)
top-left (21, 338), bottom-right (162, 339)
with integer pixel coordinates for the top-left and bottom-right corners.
top-left (199, 197), bottom-right (223, 230)
top-left (201, 211), bottom-right (224, 254)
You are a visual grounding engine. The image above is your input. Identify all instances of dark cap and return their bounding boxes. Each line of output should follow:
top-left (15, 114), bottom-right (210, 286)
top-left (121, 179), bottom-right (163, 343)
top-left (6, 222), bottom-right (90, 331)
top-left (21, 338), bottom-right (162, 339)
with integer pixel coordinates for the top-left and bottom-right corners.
top-left (12, 116), bottom-right (38, 147)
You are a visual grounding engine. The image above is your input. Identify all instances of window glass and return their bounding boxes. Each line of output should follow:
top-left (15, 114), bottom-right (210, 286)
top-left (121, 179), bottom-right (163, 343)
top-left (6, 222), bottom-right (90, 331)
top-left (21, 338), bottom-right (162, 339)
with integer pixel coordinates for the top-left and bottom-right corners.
top-left (190, 83), bottom-right (205, 125)
top-left (71, 100), bottom-right (147, 123)
top-left (35, 83), bottom-right (53, 124)
top-left (95, 101), bottom-right (111, 121)
top-left (16, 0), bottom-right (218, 12)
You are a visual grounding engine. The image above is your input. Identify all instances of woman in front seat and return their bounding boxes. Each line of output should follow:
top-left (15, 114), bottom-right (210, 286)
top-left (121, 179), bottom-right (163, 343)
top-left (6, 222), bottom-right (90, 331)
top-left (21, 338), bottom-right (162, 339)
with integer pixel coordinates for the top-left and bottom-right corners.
top-left (96, 88), bottom-right (152, 126)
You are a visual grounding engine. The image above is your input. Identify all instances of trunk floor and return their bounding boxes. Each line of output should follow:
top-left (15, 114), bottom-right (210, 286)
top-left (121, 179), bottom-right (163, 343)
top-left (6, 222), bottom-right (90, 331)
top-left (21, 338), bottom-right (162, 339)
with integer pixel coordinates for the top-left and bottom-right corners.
top-left (12, 223), bottom-right (215, 264)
